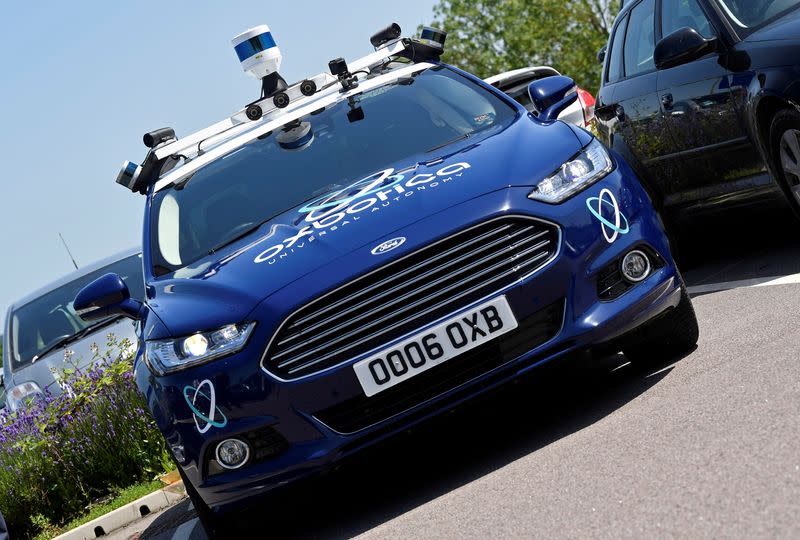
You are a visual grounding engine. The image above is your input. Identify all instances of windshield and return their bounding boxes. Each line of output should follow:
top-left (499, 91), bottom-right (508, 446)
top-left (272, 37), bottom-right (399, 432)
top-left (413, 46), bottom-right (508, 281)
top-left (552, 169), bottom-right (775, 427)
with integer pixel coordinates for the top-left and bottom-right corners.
top-left (149, 66), bottom-right (517, 273)
top-left (9, 254), bottom-right (144, 370)
top-left (716, 0), bottom-right (800, 28)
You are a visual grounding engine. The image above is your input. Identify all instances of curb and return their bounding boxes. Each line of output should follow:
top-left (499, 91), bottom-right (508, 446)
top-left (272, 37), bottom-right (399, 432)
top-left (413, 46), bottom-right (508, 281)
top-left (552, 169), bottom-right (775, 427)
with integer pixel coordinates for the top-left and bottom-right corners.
top-left (53, 481), bottom-right (187, 540)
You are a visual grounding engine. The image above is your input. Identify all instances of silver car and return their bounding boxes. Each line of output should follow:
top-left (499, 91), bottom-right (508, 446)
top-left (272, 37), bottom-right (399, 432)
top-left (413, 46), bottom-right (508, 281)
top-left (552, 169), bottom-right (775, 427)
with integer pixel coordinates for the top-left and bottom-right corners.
top-left (484, 67), bottom-right (596, 128)
top-left (2, 249), bottom-right (143, 411)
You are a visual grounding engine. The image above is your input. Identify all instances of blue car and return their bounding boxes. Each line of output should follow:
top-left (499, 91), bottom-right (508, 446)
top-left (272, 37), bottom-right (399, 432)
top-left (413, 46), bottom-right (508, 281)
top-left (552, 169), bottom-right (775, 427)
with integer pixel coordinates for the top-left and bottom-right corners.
top-left (75, 24), bottom-right (698, 537)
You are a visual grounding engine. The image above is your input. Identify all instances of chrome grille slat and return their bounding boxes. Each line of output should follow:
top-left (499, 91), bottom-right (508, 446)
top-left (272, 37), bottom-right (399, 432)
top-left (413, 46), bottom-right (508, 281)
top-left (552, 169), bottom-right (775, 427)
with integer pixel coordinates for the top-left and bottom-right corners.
top-left (273, 234), bottom-right (550, 364)
top-left (262, 216), bottom-right (560, 379)
top-left (287, 222), bottom-right (516, 329)
top-left (284, 250), bottom-right (553, 374)
top-left (273, 226), bottom-right (544, 353)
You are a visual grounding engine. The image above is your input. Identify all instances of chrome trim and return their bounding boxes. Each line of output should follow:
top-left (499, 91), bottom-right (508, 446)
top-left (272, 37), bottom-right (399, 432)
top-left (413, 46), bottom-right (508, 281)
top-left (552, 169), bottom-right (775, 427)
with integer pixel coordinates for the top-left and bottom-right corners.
top-left (259, 214), bottom-right (562, 381)
top-left (273, 230), bottom-right (549, 362)
top-left (620, 249), bottom-right (651, 283)
top-left (214, 438), bottom-right (251, 470)
top-left (281, 245), bottom-right (552, 373)
top-left (284, 222), bottom-right (518, 332)
top-left (313, 298), bottom-right (568, 435)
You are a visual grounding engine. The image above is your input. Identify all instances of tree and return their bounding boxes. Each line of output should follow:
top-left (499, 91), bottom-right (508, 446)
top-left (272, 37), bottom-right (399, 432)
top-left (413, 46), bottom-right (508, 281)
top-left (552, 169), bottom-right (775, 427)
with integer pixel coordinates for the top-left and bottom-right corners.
top-left (428, 0), bottom-right (618, 93)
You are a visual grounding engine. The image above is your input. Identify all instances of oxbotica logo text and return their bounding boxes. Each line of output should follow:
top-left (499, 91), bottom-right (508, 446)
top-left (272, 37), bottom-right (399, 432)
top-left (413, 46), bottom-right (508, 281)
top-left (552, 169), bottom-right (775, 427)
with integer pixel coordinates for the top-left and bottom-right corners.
top-left (252, 161), bottom-right (471, 265)
top-left (371, 237), bottom-right (406, 255)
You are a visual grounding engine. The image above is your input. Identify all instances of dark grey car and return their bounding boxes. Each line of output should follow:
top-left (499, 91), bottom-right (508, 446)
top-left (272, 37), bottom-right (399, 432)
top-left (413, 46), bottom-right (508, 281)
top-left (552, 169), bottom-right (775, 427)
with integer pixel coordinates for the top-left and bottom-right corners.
top-left (3, 249), bottom-right (144, 410)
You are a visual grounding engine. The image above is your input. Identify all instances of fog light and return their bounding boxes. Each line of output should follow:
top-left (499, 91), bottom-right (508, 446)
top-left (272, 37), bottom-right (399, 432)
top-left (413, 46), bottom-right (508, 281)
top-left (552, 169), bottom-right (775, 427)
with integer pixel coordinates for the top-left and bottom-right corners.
top-left (216, 438), bottom-right (250, 469)
top-left (621, 250), bottom-right (651, 283)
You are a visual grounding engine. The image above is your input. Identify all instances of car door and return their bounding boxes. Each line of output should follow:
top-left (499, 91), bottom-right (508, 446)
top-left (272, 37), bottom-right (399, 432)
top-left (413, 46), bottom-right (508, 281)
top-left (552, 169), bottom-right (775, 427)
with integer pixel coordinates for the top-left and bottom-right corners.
top-left (655, 0), bottom-right (765, 208)
top-left (596, 0), bottom-right (678, 206)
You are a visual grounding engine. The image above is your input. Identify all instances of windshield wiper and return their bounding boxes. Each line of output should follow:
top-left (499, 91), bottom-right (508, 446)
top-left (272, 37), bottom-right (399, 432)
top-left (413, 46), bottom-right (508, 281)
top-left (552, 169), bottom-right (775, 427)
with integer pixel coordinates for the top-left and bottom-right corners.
top-left (31, 336), bottom-right (74, 364)
top-left (425, 132), bottom-right (472, 153)
top-left (207, 220), bottom-right (275, 255)
top-left (30, 316), bottom-right (126, 364)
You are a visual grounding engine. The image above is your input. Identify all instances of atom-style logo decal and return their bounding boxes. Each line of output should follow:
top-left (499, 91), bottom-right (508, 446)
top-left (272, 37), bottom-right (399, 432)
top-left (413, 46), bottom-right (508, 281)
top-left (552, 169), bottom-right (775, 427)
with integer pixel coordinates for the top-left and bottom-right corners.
top-left (183, 379), bottom-right (227, 434)
top-left (586, 188), bottom-right (630, 243)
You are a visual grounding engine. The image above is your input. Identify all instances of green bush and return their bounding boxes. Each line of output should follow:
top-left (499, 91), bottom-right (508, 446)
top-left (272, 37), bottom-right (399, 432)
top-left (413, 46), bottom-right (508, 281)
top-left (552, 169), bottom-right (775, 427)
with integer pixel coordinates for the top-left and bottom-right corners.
top-left (0, 337), bottom-right (172, 539)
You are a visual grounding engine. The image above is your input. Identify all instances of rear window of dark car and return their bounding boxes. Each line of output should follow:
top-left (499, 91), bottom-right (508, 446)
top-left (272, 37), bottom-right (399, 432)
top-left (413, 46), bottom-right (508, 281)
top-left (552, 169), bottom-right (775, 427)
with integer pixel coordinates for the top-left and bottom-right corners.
top-left (716, 0), bottom-right (800, 30)
top-left (623, 0), bottom-right (656, 78)
top-left (606, 14), bottom-right (629, 83)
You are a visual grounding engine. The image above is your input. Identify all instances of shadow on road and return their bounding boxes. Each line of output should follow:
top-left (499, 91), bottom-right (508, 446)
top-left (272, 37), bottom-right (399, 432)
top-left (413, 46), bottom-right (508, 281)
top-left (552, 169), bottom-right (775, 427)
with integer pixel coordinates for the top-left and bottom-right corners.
top-left (677, 202), bottom-right (800, 290)
top-left (142, 351), bottom-right (686, 540)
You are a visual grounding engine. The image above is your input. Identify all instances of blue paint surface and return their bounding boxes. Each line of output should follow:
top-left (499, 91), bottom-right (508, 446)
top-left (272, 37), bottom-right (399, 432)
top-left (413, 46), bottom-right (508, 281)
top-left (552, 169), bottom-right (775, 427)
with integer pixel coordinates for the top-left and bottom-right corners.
top-left (126, 62), bottom-right (683, 513)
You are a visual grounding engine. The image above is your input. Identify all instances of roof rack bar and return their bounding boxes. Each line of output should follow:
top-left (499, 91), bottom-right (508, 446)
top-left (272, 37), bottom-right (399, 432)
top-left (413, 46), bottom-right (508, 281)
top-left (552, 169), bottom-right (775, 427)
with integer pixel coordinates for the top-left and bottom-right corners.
top-left (153, 117), bottom-right (240, 161)
top-left (348, 39), bottom-right (408, 73)
top-left (153, 40), bottom-right (410, 163)
top-left (153, 60), bottom-right (430, 193)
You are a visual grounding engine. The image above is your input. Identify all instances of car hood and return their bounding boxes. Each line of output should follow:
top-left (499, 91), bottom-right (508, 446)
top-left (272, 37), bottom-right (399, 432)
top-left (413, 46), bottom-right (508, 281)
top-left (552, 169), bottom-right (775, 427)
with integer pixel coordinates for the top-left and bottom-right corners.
top-left (743, 8), bottom-right (800, 42)
top-left (147, 117), bottom-right (583, 337)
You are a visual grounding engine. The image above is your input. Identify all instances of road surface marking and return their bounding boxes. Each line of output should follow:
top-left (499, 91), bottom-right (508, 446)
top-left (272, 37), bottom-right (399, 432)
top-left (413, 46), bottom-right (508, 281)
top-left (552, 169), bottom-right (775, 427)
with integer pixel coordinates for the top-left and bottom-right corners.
top-left (687, 272), bottom-right (800, 295)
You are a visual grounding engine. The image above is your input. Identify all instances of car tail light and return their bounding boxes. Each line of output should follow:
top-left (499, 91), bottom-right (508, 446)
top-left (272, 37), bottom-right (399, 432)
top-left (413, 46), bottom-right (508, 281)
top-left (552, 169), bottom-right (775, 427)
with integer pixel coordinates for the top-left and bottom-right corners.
top-left (577, 88), bottom-right (596, 127)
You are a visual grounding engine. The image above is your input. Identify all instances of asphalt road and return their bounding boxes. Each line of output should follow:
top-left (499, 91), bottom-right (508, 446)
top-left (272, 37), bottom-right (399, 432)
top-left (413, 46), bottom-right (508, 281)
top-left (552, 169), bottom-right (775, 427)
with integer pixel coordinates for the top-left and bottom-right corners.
top-left (114, 204), bottom-right (800, 540)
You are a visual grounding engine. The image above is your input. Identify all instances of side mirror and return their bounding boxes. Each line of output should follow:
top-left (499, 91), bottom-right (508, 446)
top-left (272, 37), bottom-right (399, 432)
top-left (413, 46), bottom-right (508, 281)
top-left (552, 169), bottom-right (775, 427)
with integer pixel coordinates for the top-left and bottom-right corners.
top-left (597, 45), bottom-right (607, 65)
top-left (654, 27), bottom-right (718, 70)
top-left (528, 76), bottom-right (579, 122)
top-left (74, 273), bottom-right (142, 321)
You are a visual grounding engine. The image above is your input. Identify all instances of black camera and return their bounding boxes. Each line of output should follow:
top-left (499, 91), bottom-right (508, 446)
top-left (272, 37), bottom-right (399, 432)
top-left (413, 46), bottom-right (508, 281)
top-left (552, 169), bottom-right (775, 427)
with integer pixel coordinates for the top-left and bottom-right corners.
top-left (328, 58), bottom-right (358, 91)
top-left (328, 58), bottom-right (349, 78)
top-left (370, 23), bottom-right (401, 48)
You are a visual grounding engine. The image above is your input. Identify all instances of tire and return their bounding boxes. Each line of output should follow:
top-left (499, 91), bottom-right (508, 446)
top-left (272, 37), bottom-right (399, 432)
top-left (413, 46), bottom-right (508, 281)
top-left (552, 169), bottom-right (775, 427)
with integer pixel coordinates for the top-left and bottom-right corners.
top-left (770, 108), bottom-right (800, 219)
top-left (177, 465), bottom-right (238, 539)
top-left (623, 287), bottom-right (699, 363)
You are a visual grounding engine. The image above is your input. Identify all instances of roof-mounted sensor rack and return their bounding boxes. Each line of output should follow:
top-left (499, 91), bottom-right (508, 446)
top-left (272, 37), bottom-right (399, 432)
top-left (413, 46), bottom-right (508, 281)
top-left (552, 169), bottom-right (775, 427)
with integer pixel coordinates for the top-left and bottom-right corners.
top-left (116, 22), bottom-right (447, 194)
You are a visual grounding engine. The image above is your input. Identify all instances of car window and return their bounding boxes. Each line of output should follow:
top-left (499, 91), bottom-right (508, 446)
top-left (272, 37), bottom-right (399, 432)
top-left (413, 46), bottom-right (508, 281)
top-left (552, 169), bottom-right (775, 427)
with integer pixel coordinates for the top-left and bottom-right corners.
top-left (9, 254), bottom-right (144, 370)
top-left (607, 14), bottom-right (629, 83)
top-left (717, 0), bottom-right (800, 29)
top-left (662, 0), bottom-right (714, 38)
top-left (507, 85), bottom-right (533, 108)
top-left (624, 0), bottom-right (656, 78)
top-left (499, 71), bottom-right (559, 109)
top-left (503, 77), bottom-right (539, 108)
top-left (149, 67), bottom-right (518, 273)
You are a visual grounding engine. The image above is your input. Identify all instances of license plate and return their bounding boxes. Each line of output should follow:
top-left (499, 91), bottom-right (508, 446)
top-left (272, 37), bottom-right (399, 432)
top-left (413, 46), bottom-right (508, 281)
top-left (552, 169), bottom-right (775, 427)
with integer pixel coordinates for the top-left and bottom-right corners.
top-left (353, 296), bottom-right (518, 397)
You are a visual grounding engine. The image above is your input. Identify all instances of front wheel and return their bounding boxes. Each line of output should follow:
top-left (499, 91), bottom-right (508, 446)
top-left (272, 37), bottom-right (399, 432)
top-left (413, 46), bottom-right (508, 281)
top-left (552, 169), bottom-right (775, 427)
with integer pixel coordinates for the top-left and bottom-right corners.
top-left (770, 109), bottom-right (800, 219)
top-left (623, 287), bottom-right (699, 363)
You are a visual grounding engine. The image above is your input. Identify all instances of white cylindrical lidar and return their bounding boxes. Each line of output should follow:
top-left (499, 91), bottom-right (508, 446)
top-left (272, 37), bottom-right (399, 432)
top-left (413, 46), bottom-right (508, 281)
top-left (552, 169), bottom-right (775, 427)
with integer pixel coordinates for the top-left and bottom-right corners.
top-left (232, 25), bottom-right (282, 79)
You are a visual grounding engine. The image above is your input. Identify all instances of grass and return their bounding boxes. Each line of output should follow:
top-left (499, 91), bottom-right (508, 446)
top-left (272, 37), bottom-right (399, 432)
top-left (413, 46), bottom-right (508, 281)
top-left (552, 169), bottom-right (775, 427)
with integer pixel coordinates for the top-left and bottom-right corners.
top-left (32, 479), bottom-right (165, 540)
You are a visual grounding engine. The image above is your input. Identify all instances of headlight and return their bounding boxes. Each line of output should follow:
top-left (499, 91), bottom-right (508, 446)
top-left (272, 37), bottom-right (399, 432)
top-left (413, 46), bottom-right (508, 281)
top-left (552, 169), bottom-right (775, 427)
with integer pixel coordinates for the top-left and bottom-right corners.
top-left (145, 322), bottom-right (256, 375)
top-left (7, 381), bottom-right (43, 411)
top-left (528, 138), bottom-right (613, 203)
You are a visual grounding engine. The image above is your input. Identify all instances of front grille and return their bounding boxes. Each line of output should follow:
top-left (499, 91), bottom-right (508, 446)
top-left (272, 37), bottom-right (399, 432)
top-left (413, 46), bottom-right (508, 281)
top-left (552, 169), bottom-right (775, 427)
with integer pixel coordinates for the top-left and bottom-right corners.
top-left (597, 262), bottom-right (632, 301)
top-left (314, 300), bottom-right (565, 434)
top-left (263, 216), bottom-right (560, 379)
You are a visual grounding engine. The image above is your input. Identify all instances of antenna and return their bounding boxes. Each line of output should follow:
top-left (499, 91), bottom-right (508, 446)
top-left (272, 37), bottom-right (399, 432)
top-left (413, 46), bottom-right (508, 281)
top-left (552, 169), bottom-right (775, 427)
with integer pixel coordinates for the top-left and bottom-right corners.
top-left (58, 232), bottom-right (79, 270)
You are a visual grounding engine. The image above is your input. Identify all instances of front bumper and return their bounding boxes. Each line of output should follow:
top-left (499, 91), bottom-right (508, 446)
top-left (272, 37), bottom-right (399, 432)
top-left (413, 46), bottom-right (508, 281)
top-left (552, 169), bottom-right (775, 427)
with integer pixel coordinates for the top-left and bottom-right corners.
top-left (136, 160), bottom-right (682, 512)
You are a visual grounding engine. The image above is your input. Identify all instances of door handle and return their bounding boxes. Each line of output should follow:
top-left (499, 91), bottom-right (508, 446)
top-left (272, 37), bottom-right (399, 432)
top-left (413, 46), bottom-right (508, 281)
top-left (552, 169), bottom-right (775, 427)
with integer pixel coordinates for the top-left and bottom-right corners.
top-left (661, 93), bottom-right (674, 109)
